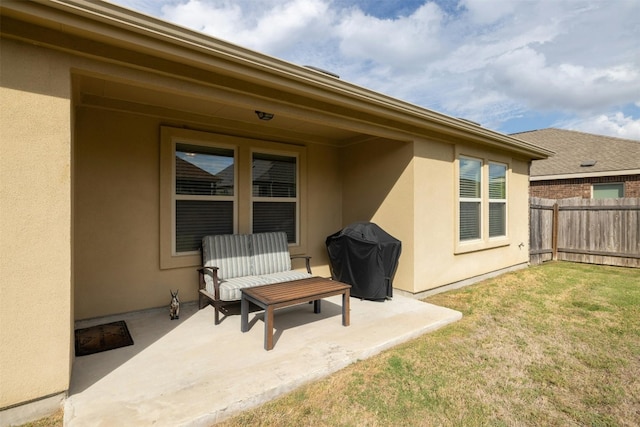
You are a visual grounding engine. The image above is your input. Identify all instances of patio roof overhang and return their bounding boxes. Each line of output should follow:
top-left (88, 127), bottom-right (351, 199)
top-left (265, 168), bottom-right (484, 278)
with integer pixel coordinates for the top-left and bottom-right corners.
top-left (1, 0), bottom-right (553, 159)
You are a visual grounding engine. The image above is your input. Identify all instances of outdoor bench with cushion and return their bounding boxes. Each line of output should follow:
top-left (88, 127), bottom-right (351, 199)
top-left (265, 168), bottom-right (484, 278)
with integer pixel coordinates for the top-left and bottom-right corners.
top-left (198, 231), bottom-right (312, 324)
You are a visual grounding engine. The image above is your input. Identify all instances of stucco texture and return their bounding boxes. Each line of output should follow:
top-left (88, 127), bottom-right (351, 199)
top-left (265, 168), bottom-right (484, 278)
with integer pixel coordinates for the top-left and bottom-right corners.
top-left (74, 108), bottom-right (342, 319)
top-left (1, 39), bottom-right (72, 408)
top-left (1, 1), bottom-right (541, 414)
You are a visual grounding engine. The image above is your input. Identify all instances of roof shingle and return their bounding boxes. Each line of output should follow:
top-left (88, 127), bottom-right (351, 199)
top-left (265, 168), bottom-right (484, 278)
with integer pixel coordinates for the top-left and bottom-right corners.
top-left (512, 128), bottom-right (640, 177)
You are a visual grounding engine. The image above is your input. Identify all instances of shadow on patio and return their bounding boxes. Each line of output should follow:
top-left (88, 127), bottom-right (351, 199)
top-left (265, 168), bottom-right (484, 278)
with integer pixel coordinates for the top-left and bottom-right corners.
top-left (65, 294), bottom-right (461, 426)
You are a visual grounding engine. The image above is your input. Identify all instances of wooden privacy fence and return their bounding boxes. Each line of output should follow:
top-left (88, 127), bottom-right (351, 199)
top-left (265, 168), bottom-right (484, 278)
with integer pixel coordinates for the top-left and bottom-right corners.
top-left (530, 197), bottom-right (640, 268)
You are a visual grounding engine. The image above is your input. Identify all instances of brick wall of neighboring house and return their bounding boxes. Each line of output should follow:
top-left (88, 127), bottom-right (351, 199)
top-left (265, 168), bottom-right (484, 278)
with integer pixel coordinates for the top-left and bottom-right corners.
top-left (530, 174), bottom-right (640, 199)
top-left (627, 177), bottom-right (640, 197)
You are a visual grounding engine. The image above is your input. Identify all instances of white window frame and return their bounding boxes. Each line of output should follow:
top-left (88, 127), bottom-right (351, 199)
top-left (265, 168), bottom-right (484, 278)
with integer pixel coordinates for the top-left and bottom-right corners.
top-left (161, 127), bottom-right (240, 268)
top-left (173, 141), bottom-right (238, 256)
top-left (459, 156), bottom-right (483, 242)
top-left (250, 149), bottom-right (300, 245)
top-left (160, 126), bottom-right (307, 269)
top-left (455, 149), bottom-right (511, 254)
top-left (488, 161), bottom-right (508, 239)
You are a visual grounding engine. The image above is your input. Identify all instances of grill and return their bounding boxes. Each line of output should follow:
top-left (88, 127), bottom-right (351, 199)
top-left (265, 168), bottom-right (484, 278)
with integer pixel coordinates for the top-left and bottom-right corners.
top-left (326, 222), bottom-right (401, 300)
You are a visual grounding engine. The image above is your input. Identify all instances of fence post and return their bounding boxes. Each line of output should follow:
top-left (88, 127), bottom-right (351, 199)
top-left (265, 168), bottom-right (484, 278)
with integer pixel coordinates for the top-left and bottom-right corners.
top-left (552, 202), bottom-right (559, 261)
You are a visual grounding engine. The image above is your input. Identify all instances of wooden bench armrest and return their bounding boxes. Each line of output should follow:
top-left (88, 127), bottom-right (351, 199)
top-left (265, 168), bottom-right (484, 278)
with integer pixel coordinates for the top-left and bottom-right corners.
top-left (199, 288), bottom-right (217, 302)
top-left (290, 255), bottom-right (312, 274)
top-left (197, 266), bottom-right (220, 300)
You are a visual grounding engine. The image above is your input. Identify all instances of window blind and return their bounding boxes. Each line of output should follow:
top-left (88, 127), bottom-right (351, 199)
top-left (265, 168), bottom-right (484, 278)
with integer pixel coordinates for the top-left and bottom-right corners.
top-left (460, 157), bottom-right (481, 241)
top-left (176, 200), bottom-right (234, 252)
top-left (489, 202), bottom-right (506, 237)
top-left (489, 164), bottom-right (506, 199)
top-left (460, 201), bottom-right (481, 241)
top-left (460, 158), bottom-right (481, 198)
top-left (252, 153), bottom-right (296, 197)
top-left (252, 202), bottom-right (296, 243)
top-left (175, 143), bottom-right (235, 253)
top-left (489, 163), bottom-right (506, 238)
top-left (252, 152), bottom-right (297, 243)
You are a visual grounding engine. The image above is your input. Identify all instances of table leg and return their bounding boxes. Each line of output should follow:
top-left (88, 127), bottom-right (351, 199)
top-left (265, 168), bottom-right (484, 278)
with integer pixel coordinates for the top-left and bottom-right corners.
top-left (265, 306), bottom-right (274, 350)
top-left (313, 299), bottom-right (321, 313)
top-left (241, 296), bottom-right (249, 332)
top-left (342, 290), bottom-right (350, 326)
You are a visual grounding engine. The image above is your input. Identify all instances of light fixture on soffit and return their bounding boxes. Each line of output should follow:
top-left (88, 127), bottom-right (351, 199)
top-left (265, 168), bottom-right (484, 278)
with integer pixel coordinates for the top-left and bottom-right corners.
top-left (255, 110), bottom-right (274, 121)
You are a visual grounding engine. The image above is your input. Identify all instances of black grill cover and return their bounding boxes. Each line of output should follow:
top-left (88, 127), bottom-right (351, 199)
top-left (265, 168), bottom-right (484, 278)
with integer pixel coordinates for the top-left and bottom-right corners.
top-left (326, 222), bottom-right (401, 300)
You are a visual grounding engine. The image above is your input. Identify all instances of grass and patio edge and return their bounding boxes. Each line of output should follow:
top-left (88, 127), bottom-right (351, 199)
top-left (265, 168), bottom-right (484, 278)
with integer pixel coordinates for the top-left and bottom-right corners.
top-left (20, 262), bottom-right (640, 426)
top-left (219, 262), bottom-right (640, 426)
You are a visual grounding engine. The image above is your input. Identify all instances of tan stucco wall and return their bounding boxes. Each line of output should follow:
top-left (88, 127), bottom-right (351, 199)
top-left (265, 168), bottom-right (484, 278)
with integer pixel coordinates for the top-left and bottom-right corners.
top-left (306, 142), bottom-right (343, 276)
top-left (413, 142), bottom-right (531, 291)
top-left (0, 8), bottom-right (538, 412)
top-left (0, 38), bottom-right (72, 408)
top-left (340, 137), bottom-right (531, 294)
top-left (74, 107), bottom-right (342, 319)
top-left (0, 2), bottom-right (552, 420)
top-left (74, 93), bottom-right (533, 315)
top-left (412, 138), bottom-right (456, 290)
top-left (340, 139), bottom-right (416, 292)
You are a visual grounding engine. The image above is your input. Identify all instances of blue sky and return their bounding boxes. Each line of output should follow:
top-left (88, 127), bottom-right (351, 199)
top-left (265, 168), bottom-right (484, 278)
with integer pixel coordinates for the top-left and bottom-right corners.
top-left (108, 0), bottom-right (640, 140)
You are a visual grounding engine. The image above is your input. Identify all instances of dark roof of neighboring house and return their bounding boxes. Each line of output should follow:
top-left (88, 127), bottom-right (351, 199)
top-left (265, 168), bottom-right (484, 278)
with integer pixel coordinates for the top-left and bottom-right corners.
top-left (512, 128), bottom-right (640, 179)
top-left (176, 156), bottom-right (221, 182)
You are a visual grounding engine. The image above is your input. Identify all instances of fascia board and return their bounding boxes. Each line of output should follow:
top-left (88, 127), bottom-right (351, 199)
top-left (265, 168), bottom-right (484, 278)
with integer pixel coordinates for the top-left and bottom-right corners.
top-left (530, 169), bottom-right (640, 181)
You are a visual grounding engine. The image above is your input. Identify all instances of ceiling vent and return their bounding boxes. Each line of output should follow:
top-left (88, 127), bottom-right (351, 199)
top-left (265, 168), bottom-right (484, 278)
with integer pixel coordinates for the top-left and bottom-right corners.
top-left (580, 160), bottom-right (597, 167)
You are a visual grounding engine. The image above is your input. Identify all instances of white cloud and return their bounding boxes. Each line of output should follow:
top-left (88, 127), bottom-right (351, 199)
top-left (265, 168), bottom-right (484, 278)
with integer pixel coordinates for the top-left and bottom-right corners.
top-left (108, 0), bottom-right (640, 134)
top-left (482, 47), bottom-right (640, 112)
top-left (250, 0), bottom-right (332, 53)
top-left (105, 0), bottom-right (171, 16)
top-left (459, 0), bottom-right (516, 25)
top-left (159, 0), bottom-right (336, 60)
top-left (561, 113), bottom-right (640, 141)
top-left (336, 3), bottom-right (444, 69)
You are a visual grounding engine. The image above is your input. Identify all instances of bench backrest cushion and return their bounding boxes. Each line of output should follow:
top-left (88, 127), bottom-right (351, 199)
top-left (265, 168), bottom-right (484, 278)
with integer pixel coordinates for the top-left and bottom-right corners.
top-left (251, 232), bottom-right (292, 275)
top-left (202, 234), bottom-right (252, 280)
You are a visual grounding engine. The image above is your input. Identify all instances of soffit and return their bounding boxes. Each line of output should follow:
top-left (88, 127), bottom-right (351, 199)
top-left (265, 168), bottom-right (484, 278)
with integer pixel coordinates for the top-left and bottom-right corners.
top-left (2, 0), bottom-right (553, 158)
top-left (74, 74), bottom-right (369, 146)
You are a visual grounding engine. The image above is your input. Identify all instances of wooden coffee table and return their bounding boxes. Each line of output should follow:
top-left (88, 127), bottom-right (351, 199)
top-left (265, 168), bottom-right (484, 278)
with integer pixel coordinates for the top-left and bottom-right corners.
top-left (241, 277), bottom-right (351, 350)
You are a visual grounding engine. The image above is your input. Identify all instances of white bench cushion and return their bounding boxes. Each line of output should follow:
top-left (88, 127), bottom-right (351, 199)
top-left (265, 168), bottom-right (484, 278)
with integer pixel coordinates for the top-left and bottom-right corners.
top-left (201, 232), bottom-right (310, 302)
top-left (260, 271), bottom-right (312, 285)
top-left (251, 232), bottom-right (292, 275)
top-left (219, 272), bottom-right (313, 301)
top-left (202, 234), bottom-right (252, 280)
top-left (218, 276), bottom-right (269, 301)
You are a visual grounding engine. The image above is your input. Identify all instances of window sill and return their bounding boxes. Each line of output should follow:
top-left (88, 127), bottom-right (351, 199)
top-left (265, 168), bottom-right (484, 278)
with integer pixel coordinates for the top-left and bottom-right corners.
top-left (455, 237), bottom-right (510, 254)
top-left (160, 252), bottom-right (200, 270)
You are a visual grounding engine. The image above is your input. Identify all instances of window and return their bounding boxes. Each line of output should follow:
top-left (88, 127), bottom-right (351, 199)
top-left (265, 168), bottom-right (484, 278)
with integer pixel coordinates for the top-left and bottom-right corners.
top-left (459, 157), bottom-right (482, 241)
top-left (593, 183), bottom-right (623, 199)
top-left (252, 152), bottom-right (298, 243)
top-left (456, 153), bottom-right (509, 252)
top-left (161, 127), bottom-right (307, 269)
top-left (489, 163), bottom-right (507, 237)
top-left (175, 143), bottom-right (235, 253)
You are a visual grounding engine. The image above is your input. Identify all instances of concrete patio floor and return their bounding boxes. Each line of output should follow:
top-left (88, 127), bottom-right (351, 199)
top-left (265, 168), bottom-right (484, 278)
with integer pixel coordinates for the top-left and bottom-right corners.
top-left (65, 294), bottom-right (462, 426)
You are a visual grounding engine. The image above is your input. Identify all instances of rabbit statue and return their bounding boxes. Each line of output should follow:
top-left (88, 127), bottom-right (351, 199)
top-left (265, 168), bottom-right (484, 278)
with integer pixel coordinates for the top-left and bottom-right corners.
top-left (170, 289), bottom-right (180, 320)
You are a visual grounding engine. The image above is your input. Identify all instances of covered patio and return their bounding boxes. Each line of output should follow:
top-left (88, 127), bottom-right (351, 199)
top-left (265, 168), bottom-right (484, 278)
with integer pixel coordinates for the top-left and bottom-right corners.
top-left (65, 295), bottom-right (461, 426)
top-left (2, 2), bottom-right (549, 422)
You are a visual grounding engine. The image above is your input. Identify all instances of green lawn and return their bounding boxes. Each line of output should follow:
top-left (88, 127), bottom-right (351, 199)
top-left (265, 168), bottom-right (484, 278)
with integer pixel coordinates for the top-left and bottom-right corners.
top-left (22, 262), bottom-right (640, 426)
top-left (219, 262), bottom-right (640, 426)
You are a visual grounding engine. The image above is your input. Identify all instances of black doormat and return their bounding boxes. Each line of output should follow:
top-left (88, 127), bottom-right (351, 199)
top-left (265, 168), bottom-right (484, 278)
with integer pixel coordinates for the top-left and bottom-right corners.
top-left (74, 320), bottom-right (134, 356)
